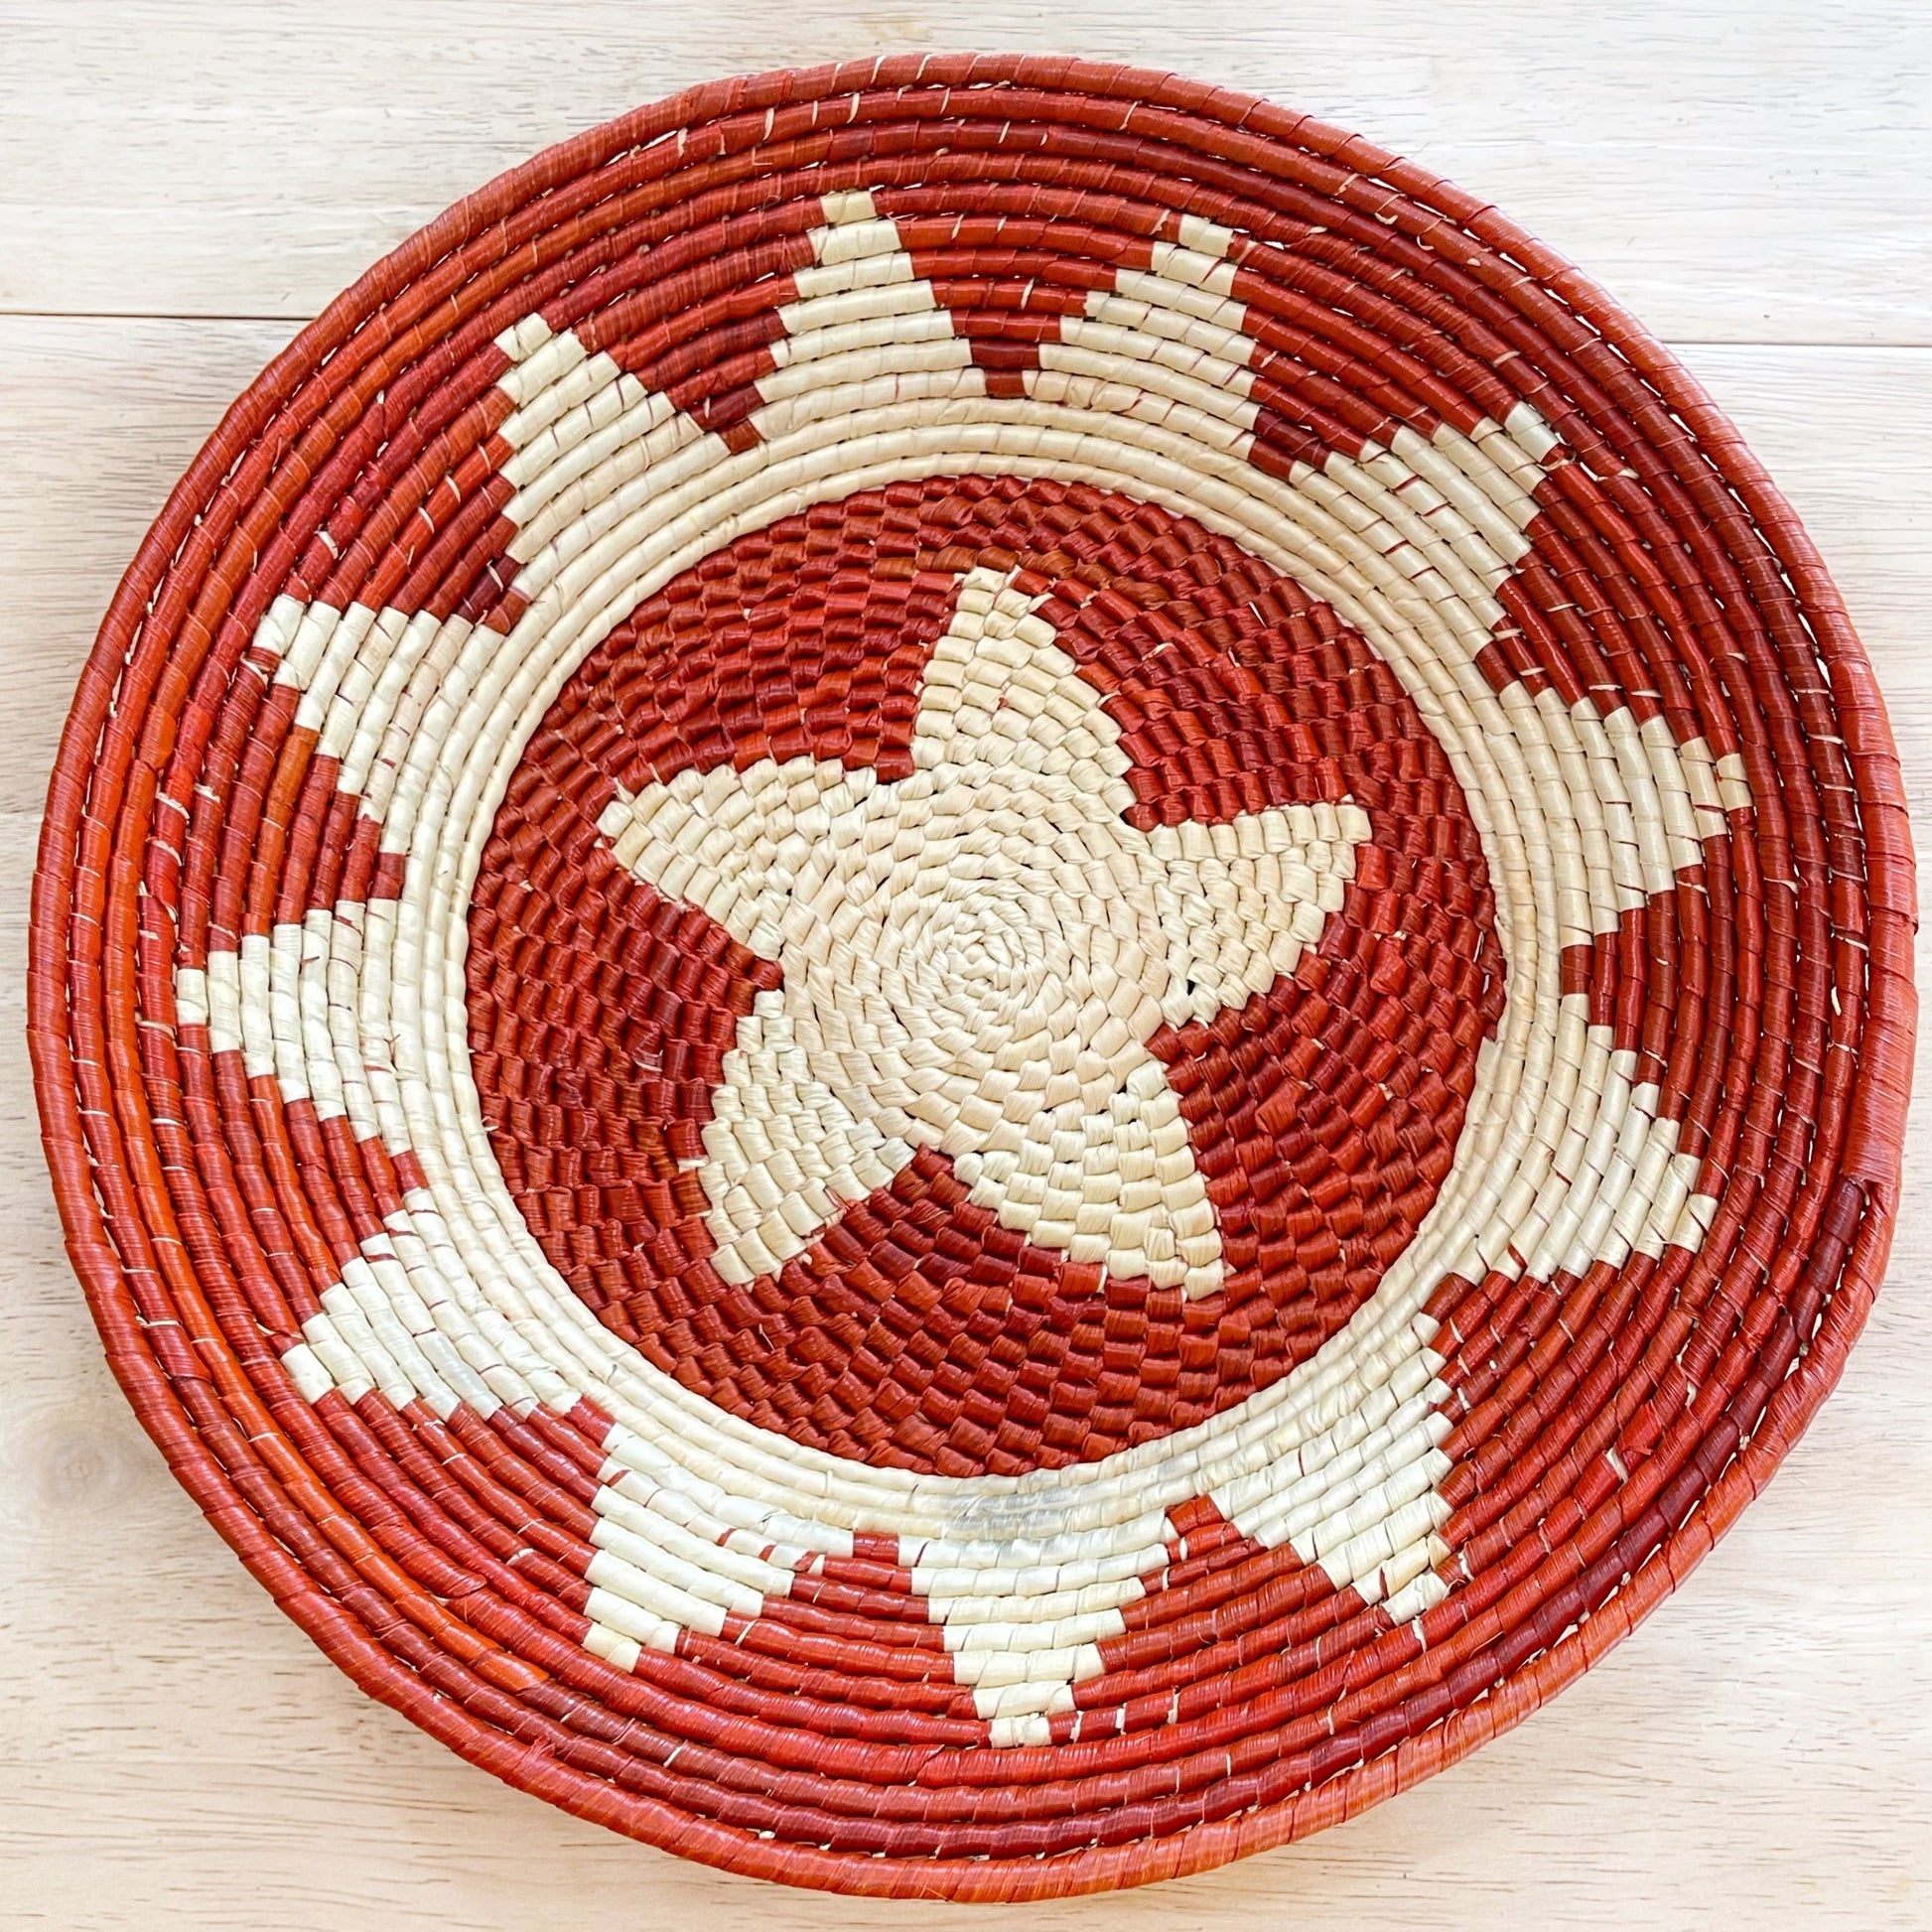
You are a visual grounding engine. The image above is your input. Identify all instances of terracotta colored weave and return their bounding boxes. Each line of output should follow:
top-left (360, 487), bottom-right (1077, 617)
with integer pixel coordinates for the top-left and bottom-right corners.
top-left (30, 58), bottom-right (1915, 1900)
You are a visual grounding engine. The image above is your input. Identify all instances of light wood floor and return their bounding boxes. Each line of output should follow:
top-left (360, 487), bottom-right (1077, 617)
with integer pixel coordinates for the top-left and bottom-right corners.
top-left (2, 4), bottom-right (1927, 1926)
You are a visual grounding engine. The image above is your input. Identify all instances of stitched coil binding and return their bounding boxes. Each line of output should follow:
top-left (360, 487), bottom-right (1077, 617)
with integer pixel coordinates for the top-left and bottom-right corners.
top-left (30, 56), bottom-right (1914, 1899)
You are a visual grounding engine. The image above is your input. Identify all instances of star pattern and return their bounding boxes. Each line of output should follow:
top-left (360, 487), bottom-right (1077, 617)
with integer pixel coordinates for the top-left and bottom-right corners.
top-left (597, 567), bottom-right (1370, 1296)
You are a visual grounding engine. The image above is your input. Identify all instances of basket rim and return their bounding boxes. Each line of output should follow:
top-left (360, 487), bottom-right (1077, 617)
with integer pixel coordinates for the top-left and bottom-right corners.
top-left (27, 52), bottom-right (1916, 1901)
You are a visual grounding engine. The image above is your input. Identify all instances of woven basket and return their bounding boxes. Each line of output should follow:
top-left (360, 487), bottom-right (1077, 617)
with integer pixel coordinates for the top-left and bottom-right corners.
top-left (31, 57), bottom-right (1914, 1899)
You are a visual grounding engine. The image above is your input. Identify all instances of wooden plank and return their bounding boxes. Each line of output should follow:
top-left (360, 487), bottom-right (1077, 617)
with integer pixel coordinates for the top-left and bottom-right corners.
top-left (2, 0), bottom-right (1929, 343)
top-left (0, 316), bottom-right (295, 813)
top-left (2, 309), bottom-right (1928, 1924)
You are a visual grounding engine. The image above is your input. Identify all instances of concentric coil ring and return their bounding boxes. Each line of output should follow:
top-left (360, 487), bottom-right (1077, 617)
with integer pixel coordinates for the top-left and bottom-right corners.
top-left (31, 57), bottom-right (1913, 1899)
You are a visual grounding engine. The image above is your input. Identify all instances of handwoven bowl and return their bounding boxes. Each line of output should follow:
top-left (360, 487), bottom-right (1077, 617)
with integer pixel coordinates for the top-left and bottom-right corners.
top-left (31, 56), bottom-right (1914, 1899)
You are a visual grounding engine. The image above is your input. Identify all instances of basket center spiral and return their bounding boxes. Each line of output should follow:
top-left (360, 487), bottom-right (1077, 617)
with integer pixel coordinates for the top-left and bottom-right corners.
top-left (468, 479), bottom-right (1502, 1477)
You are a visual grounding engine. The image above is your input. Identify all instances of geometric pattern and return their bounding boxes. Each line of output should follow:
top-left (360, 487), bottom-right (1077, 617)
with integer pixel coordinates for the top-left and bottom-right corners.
top-left (31, 58), bottom-right (1912, 1899)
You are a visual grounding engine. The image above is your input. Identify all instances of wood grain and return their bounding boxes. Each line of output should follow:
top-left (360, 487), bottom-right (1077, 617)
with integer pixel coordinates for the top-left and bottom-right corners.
top-left (4, 0), bottom-right (1930, 343)
top-left (3, 5), bottom-right (1927, 1926)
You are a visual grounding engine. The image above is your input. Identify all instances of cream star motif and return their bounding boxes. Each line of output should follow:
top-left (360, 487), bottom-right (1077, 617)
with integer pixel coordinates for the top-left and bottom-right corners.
top-left (596, 567), bottom-right (1372, 1299)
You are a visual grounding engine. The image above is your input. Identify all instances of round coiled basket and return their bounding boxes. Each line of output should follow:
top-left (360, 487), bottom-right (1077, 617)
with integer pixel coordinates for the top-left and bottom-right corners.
top-left (30, 55), bottom-right (1914, 1899)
